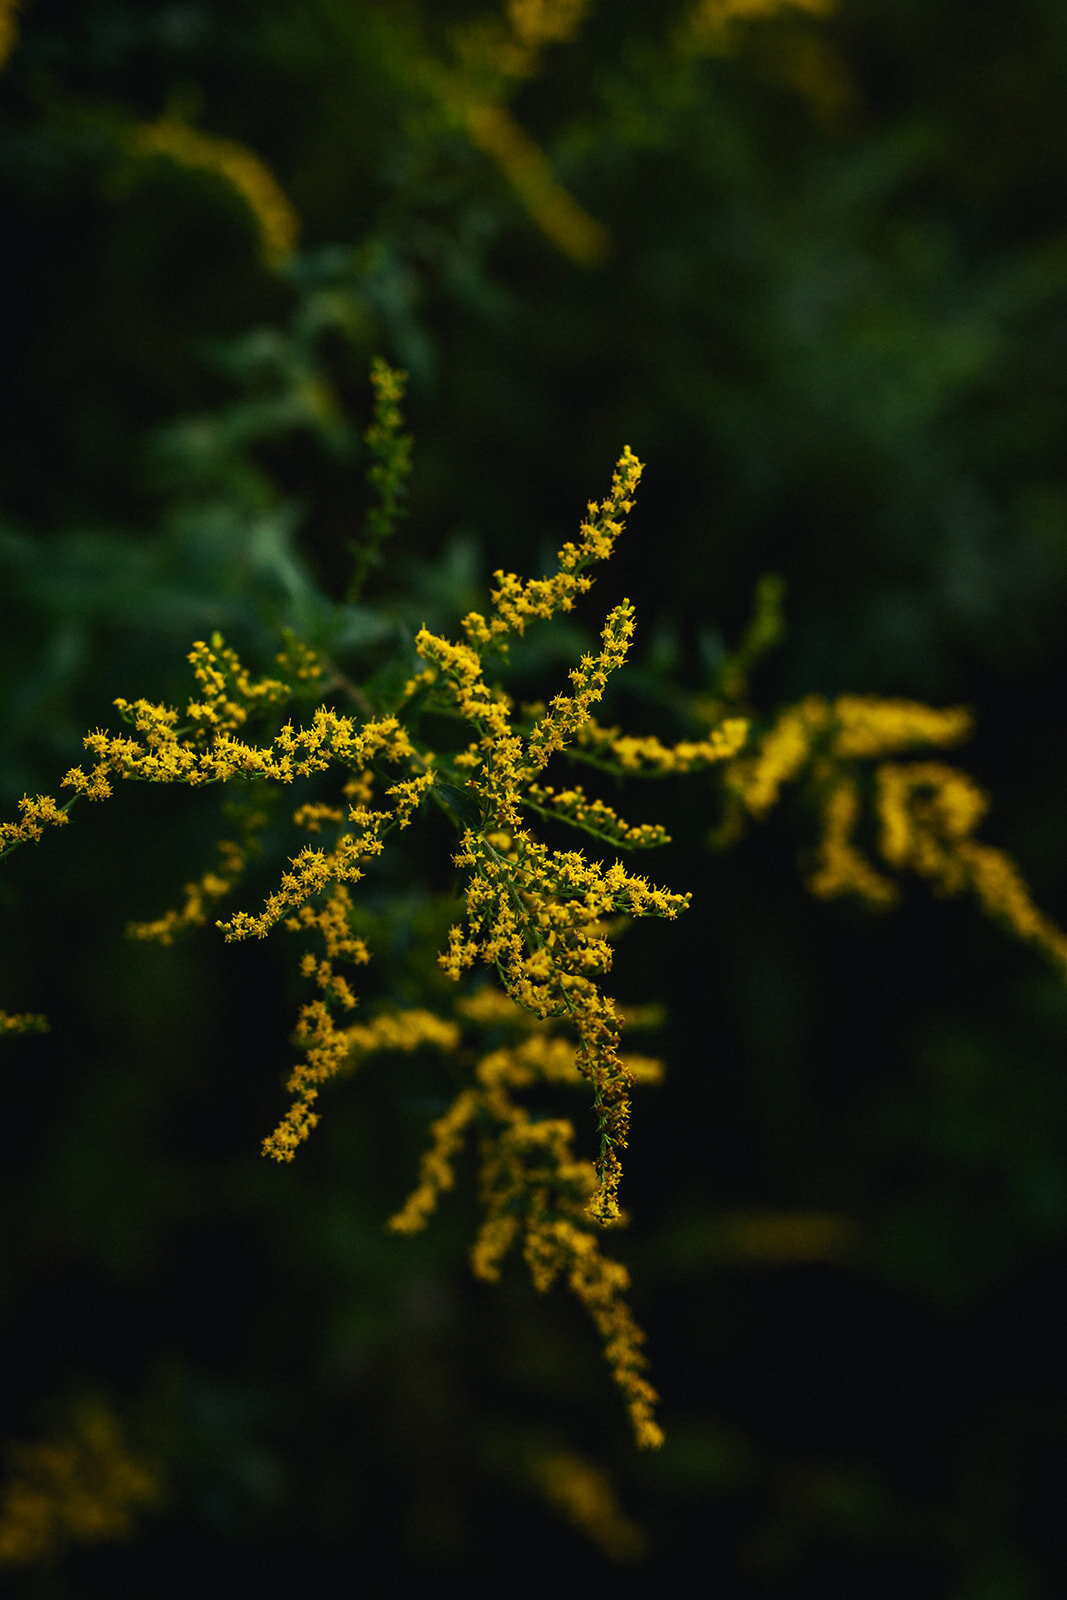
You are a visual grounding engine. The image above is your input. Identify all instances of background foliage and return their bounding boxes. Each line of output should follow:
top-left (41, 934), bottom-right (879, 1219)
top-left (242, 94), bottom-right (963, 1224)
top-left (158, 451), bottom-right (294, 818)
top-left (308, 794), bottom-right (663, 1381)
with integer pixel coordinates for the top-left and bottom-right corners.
top-left (3, 0), bottom-right (1067, 1591)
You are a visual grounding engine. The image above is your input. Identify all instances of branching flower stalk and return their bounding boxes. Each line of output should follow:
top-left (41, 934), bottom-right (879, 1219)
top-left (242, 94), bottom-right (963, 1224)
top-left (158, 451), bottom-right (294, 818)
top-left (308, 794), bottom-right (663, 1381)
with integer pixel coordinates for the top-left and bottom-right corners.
top-left (9, 361), bottom-right (1067, 1447)
top-left (722, 691), bottom-right (1067, 980)
top-left (0, 370), bottom-right (748, 1445)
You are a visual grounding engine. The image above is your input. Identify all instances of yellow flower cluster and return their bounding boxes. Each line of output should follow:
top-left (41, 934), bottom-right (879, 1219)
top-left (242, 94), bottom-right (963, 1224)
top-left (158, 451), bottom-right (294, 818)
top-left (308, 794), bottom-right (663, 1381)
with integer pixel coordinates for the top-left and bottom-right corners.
top-left (575, 712), bottom-right (750, 775)
top-left (875, 762), bottom-right (1067, 979)
top-left (3, 444), bottom-right (686, 1222)
top-left (0, 1405), bottom-right (159, 1567)
top-left (128, 806), bottom-right (269, 946)
top-left (0, 793), bottom-right (71, 856)
top-left (183, 635), bottom-right (295, 730)
top-left (440, 1), bottom-right (609, 267)
top-left (409, 448), bottom-right (708, 1223)
top-left (63, 698), bottom-right (414, 808)
top-left (195, 443), bottom-right (688, 1257)
top-left (131, 117), bottom-right (300, 266)
top-left (461, 446), bottom-right (644, 650)
top-left (526, 604), bottom-right (638, 770)
top-left (534, 1449), bottom-right (645, 1561)
top-left (876, 760), bottom-right (987, 882)
top-left (0, 419), bottom-right (699, 1444)
top-left (726, 689), bottom-right (1067, 979)
top-left (460, 101), bottom-right (610, 267)
top-left (731, 693), bottom-right (972, 818)
top-left (253, 881), bottom-right (373, 1159)
top-left (437, 824), bottom-right (685, 1225)
top-left (532, 1212), bottom-right (664, 1448)
top-left (218, 769), bottom-right (433, 945)
top-left (523, 782), bottom-right (671, 848)
top-left (388, 994), bottom-right (666, 1447)
top-left (731, 695), bottom-right (828, 817)
top-left (264, 996), bottom-right (455, 1163)
top-left (807, 775), bottom-right (898, 906)
top-left (830, 695), bottom-right (973, 759)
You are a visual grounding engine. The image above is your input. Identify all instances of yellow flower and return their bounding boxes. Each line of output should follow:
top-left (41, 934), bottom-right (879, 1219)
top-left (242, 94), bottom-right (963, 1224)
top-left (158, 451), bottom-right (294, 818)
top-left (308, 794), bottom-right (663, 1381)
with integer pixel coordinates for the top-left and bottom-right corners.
top-left (808, 775), bottom-right (898, 907)
top-left (534, 1449), bottom-right (646, 1562)
top-left (0, 793), bottom-right (71, 852)
top-left (0, 1404), bottom-right (159, 1568)
top-left (131, 118), bottom-right (299, 266)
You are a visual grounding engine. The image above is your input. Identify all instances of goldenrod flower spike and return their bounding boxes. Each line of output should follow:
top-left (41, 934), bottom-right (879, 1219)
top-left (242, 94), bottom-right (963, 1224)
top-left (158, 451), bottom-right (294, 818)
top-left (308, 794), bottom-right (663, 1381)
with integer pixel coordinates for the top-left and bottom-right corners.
top-left (574, 713), bottom-right (749, 776)
top-left (414, 452), bottom-right (693, 1228)
top-left (875, 761), bottom-right (1067, 979)
top-left (460, 446), bottom-right (644, 649)
top-left (807, 775), bottom-right (899, 908)
top-left (439, 3), bottom-right (608, 268)
top-left (131, 117), bottom-right (299, 267)
top-left (726, 689), bottom-right (1067, 984)
top-left (727, 692), bottom-right (972, 822)
top-left (525, 602), bottom-right (637, 771)
top-left (0, 432), bottom-right (703, 1448)
top-left (0, 793), bottom-right (72, 856)
top-left (386, 994), bottom-right (667, 1445)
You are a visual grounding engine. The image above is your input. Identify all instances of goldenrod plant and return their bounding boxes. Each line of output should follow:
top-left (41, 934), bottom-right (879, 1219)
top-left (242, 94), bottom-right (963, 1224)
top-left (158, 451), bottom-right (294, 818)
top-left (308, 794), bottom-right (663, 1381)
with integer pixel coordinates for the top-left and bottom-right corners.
top-left (8, 1), bottom-right (1067, 1586)
top-left (0, 366), bottom-right (744, 1450)
top-left (6, 359), bottom-right (1067, 1465)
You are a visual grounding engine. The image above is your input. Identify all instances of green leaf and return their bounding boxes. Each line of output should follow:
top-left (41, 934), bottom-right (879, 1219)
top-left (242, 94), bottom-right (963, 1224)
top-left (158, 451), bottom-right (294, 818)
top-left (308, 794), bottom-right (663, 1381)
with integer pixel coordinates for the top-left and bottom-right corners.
top-left (431, 781), bottom-right (484, 833)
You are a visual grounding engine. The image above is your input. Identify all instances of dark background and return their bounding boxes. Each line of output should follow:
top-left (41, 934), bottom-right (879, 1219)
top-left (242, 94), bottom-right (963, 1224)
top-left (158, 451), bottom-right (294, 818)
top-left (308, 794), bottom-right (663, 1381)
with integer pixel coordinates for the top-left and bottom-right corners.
top-left (3, 1), bottom-right (1067, 1592)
